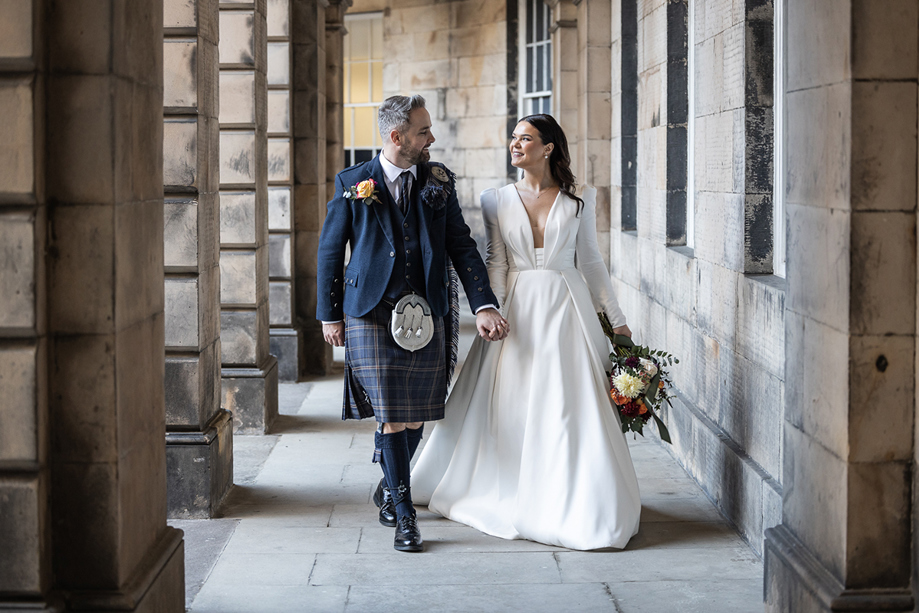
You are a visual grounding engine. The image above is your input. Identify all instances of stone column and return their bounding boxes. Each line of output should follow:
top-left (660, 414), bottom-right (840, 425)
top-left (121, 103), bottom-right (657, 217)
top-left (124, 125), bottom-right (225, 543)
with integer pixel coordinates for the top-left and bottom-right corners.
top-left (292, 0), bottom-right (331, 376)
top-left (574, 0), bottom-right (611, 265)
top-left (764, 2), bottom-right (917, 610)
top-left (219, 0), bottom-right (279, 433)
top-left (546, 0), bottom-right (578, 153)
top-left (163, 0), bottom-right (234, 518)
top-left (0, 0), bottom-right (185, 609)
top-left (326, 0), bottom-right (349, 204)
top-left (267, 0), bottom-right (302, 382)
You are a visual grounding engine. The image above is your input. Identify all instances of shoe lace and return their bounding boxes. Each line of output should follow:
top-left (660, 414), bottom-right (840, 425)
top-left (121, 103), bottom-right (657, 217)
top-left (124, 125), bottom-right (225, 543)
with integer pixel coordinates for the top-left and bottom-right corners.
top-left (398, 514), bottom-right (418, 530)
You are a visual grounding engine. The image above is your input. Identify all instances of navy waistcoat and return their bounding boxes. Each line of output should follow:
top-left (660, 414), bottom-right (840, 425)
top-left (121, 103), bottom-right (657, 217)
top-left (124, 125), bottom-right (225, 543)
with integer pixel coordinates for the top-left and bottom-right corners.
top-left (384, 187), bottom-right (426, 301)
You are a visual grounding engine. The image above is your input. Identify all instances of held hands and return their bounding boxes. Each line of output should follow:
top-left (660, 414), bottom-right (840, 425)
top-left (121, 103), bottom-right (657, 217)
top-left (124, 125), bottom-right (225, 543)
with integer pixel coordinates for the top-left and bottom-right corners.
top-left (612, 324), bottom-right (632, 339)
top-left (476, 308), bottom-right (510, 341)
top-left (323, 322), bottom-right (345, 347)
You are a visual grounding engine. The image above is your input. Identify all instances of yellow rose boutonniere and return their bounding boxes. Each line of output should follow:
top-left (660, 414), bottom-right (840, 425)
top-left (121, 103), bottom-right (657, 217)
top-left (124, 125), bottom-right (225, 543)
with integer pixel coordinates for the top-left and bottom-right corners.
top-left (344, 178), bottom-right (381, 205)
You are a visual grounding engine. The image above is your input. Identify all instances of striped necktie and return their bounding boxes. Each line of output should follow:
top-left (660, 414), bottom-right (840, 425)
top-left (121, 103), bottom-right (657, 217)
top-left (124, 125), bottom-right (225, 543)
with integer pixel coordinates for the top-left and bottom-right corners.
top-left (398, 171), bottom-right (411, 215)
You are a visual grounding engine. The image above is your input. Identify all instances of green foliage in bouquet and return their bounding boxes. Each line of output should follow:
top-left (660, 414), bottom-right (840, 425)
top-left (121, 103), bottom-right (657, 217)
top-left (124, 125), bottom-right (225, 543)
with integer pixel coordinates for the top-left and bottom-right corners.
top-left (598, 313), bottom-right (679, 444)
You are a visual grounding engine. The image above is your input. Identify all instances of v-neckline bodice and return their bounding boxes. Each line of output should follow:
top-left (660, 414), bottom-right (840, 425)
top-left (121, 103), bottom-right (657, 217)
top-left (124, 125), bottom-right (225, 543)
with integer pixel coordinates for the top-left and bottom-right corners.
top-left (512, 184), bottom-right (561, 251)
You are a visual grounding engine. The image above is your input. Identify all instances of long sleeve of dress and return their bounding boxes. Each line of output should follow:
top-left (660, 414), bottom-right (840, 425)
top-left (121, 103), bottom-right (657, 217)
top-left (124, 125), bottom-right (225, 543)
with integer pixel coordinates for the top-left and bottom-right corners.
top-left (575, 186), bottom-right (627, 327)
top-left (480, 188), bottom-right (508, 306)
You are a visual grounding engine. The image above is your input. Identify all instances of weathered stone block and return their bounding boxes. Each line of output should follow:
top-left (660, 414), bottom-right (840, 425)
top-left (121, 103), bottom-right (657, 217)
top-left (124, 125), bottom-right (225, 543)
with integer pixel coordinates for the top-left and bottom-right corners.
top-left (164, 118), bottom-right (199, 189)
top-left (268, 137), bottom-right (291, 182)
top-left (692, 191), bottom-right (744, 271)
top-left (784, 82), bottom-right (851, 209)
top-left (0, 344), bottom-right (38, 462)
top-left (785, 202), bottom-right (849, 332)
top-left (270, 329), bottom-right (299, 382)
top-left (786, 0), bottom-right (850, 91)
top-left (267, 42), bottom-right (290, 85)
top-left (736, 276), bottom-right (785, 379)
top-left (851, 0), bottom-right (918, 80)
top-left (164, 199), bottom-right (199, 270)
top-left (0, 476), bottom-right (42, 593)
top-left (221, 310), bottom-right (258, 365)
top-left (164, 39), bottom-right (198, 108)
top-left (268, 186), bottom-right (291, 231)
top-left (0, 80), bottom-right (34, 198)
top-left (164, 0), bottom-right (197, 29)
top-left (115, 199), bottom-right (165, 328)
top-left (0, 0), bottom-right (33, 58)
top-left (269, 281), bottom-right (293, 325)
top-left (268, 233), bottom-right (292, 279)
top-left (219, 72), bottom-right (256, 125)
top-left (458, 54), bottom-right (506, 88)
top-left (412, 30), bottom-right (449, 62)
top-left (0, 211), bottom-right (35, 330)
top-left (267, 90), bottom-right (290, 134)
top-left (165, 356), bottom-right (201, 427)
top-left (267, 0), bottom-right (290, 37)
top-left (220, 191), bottom-right (257, 245)
top-left (848, 334), bottom-right (914, 463)
top-left (165, 278), bottom-right (199, 349)
top-left (220, 251), bottom-right (258, 305)
top-left (782, 423), bottom-right (846, 581)
top-left (220, 131), bottom-right (257, 185)
top-left (851, 82), bottom-right (917, 212)
top-left (219, 10), bottom-right (256, 66)
top-left (48, 205), bottom-right (114, 335)
top-left (166, 409), bottom-right (233, 518)
top-left (784, 310), bottom-right (849, 459)
top-left (222, 358), bottom-right (279, 434)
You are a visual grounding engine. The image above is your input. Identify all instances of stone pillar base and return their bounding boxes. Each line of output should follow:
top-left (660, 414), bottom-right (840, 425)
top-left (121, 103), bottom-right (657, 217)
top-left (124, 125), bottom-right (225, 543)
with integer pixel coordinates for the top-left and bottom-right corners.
top-left (222, 357), bottom-right (279, 434)
top-left (0, 600), bottom-right (62, 612)
top-left (269, 328), bottom-right (301, 382)
top-left (165, 410), bottom-right (234, 519)
top-left (765, 526), bottom-right (914, 612)
top-left (62, 527), bottom-right (184, 612)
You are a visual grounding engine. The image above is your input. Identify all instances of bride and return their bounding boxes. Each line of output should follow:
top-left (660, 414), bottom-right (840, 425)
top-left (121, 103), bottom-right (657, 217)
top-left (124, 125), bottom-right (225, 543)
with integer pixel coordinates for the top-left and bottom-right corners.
top-left (411, 114), bottom-right (642, 550)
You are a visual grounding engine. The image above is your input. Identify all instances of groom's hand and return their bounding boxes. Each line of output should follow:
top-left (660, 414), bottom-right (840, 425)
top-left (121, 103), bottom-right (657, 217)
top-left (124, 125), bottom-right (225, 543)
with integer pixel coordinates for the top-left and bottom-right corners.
top-left (323, 322), bottom-right (345, 347)
top-left (476, 308), bottom-right (509, 341)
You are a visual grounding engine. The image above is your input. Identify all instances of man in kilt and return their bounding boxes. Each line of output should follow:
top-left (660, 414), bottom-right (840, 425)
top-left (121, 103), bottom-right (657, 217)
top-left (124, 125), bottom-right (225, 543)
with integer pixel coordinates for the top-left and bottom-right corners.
top-left (317, 95), bottom-right (508, 552)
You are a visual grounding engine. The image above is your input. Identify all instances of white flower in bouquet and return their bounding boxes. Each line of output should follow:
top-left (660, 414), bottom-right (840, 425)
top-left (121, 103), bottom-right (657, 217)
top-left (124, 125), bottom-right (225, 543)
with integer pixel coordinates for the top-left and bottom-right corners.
top-left (612, 372), bottom-right (645, 399)
top-left (639, 358), bottom-right (658, 378)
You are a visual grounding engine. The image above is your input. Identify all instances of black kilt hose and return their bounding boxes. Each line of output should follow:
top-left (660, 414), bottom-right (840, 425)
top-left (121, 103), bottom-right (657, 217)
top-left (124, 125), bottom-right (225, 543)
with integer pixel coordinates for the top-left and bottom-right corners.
top-left (343, 301), bottom-right (447, 424)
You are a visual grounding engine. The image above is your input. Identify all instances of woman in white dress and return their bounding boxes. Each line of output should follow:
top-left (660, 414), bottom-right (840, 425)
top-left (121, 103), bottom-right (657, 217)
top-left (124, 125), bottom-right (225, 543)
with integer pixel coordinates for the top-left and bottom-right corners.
top-left (411, 114), bottom-right (641, 550)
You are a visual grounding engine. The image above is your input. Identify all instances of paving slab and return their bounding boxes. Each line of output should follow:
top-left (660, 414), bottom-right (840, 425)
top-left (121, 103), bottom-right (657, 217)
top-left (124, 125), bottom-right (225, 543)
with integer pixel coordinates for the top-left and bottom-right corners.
top-left (608, 579), bottom-right (764, 612)
top-left (556, 546), bottom-right (763, 583)
top-left (191, 584), bottom-right (348, 613)
top-left (168, 518), bottom-right (238, 609)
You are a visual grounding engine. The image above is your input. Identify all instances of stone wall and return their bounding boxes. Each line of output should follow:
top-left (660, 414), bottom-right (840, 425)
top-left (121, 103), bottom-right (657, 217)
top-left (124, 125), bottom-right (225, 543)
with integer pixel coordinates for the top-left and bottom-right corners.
top-left (609, 0), bottom-right (784, 556)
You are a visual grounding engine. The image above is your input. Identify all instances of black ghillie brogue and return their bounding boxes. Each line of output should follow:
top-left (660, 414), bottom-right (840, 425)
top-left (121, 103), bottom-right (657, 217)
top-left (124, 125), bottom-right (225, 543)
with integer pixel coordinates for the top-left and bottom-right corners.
top-left (394, 513), bottom-right (424, 552)
top-left (373, 478), bottom-right (397, 527)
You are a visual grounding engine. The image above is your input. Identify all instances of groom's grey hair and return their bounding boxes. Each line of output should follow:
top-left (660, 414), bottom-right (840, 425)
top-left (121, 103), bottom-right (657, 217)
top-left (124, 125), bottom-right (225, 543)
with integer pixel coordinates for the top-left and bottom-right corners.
top-left (378, 95), bottom-right (426, 141)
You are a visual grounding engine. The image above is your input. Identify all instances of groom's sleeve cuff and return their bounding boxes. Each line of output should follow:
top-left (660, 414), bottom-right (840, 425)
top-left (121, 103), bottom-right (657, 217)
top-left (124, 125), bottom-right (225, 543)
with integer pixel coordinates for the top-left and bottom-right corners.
top-left (473, 305), bottom-right (498, 314)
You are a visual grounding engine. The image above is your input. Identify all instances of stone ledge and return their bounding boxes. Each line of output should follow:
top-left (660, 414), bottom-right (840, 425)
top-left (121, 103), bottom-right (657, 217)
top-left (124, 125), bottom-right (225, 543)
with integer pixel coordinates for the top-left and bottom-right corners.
top-left (765, 525), bottom-right (915, 612)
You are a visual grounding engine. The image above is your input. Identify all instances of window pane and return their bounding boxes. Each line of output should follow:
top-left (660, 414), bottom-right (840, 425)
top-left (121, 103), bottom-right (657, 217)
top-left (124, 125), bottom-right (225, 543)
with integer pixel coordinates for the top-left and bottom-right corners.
top-left (354, 106), bottom-right (375, 147)
top-left (536, 45), bottom-right (544, 91)
top-left (350, 19), bottom-right (370, 61)
top-left (546, 45), bottom-right (552, 89)
top-left (343, 63), bottom-right (350, 104)
top-left (355, 149), bottom-right (374, 163)
top-left (345, 150), bottom-right (352, 167)
top-left (372, 61), bottom-right (383, 102)
top-left (535, 0), bottom-right (544, 43)
top-left (526, 47), bottom-right (534, 93)
top-left (526, 0), bottom-right (534, 43)
top-left (344, 108), bottom-right (353, 147)
top-left (351, 63), bottom-right (370, 104)
top-left (371, 18), bottom-right (383, 59)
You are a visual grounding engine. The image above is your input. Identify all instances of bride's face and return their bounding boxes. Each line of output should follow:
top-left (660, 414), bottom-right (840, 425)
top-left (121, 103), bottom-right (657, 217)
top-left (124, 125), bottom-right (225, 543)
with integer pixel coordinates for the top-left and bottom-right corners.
top-left (509, 122), bottom-right (550, 169)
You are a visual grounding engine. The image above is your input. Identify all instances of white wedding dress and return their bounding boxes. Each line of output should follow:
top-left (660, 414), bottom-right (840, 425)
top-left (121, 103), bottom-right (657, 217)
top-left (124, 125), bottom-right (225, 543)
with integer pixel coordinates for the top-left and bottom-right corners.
top-left (412, 184), bottom-right (641, 550)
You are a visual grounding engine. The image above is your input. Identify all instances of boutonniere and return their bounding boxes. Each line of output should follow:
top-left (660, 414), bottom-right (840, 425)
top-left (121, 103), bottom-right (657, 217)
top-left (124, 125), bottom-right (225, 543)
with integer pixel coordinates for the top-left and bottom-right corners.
top-left (344, 178), bottom-right (381, 205)
top-left (420, 165), bottom-right (454, 211)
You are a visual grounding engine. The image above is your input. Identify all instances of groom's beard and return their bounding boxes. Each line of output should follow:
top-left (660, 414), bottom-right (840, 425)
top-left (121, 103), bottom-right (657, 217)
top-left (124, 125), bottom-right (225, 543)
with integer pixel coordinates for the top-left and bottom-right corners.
top-left (403, 144), bottom-right (430, 165)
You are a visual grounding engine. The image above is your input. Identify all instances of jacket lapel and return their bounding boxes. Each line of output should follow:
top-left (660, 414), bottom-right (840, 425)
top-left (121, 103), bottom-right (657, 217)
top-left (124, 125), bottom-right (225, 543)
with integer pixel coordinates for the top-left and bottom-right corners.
top-left (368, 156), bottom-right (397, 250)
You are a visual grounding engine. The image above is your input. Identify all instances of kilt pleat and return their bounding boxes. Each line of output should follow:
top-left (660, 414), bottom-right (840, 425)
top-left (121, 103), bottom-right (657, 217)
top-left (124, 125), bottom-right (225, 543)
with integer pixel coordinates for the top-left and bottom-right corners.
top-left (343, 302), bottom-right (447, 423)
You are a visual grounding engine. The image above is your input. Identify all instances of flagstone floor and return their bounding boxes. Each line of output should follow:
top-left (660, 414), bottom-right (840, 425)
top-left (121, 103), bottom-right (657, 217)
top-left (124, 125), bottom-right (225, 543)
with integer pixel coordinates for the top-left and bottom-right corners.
top-left (171, 321), bottom-right (764, 613)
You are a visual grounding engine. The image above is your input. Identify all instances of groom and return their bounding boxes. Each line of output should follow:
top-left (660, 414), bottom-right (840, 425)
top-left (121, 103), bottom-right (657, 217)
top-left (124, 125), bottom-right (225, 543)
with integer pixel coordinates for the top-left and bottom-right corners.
top-left (317, 95), bottom-right (508, 552)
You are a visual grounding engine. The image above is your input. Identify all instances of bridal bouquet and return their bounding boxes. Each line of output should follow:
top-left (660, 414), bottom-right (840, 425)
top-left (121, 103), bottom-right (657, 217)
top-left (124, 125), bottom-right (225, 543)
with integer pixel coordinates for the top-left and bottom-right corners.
top-left (598, 313), bottom-right (678, 444)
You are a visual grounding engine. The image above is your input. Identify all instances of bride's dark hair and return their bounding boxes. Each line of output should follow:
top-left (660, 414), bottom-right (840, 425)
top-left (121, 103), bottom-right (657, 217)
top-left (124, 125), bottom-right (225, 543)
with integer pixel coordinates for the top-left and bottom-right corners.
top-left (519, 113), bottom-right (584, 214)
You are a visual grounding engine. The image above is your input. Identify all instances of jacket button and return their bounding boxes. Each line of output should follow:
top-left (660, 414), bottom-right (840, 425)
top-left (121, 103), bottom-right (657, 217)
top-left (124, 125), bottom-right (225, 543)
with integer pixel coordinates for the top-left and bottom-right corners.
top-left (333, 278), bottom-right (339, 283)
top-left (403, 222), bottom-right (409, 228)
top-left (405, 249), bottom-right (410, 254)
top-left (333, 302), bottom-right (339, 307)
top-left (477, 287), bottom-right (483, 292)
top-left (404, 235), bottom-right (410, 241)
top-left (390, 251), bottom-right (395, 257)
top-left (406, 262), bottom-right (411, 267)
top-left (474, 276), bottom-right (479, 280)
top-left (466, 267), bottom-right (472, 272)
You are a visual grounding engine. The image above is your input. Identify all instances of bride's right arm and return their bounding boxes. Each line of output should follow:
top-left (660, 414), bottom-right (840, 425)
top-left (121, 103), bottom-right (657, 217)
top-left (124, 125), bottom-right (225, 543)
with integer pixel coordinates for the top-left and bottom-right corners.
top-left (480, 188), bottom-right (508, 306)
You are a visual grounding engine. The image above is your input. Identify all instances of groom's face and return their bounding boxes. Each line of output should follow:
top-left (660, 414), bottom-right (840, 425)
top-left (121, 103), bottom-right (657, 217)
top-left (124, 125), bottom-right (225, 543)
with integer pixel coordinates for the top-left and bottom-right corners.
top-left (397, 108), bottom-right (435, 166)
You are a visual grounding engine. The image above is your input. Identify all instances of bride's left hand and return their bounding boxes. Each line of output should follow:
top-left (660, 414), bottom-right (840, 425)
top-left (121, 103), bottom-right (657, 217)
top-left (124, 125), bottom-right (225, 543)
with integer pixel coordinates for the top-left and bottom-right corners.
top-left (476, 308), bottom-right (509, 341)
top-left (612, 324), bottom-right (632, 338)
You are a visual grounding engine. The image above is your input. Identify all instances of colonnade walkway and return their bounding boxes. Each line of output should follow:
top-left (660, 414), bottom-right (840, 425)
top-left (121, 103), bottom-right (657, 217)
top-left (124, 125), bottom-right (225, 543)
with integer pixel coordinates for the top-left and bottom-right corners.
top-left (171, 326), bottom-right (764, 612)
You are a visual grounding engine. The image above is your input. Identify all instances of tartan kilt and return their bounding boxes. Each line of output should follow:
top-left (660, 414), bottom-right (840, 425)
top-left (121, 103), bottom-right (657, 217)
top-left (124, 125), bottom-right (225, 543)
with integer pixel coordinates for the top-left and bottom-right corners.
top-left (343, 301), bottom-right (448, 423)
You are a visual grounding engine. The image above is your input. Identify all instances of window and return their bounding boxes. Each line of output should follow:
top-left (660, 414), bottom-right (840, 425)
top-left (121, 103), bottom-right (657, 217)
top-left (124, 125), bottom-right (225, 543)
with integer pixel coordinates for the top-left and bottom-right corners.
top-left (343, 13), bottom-right (383, 167)
top-left (520, 0), bottom-right (552, 117)
top-left (773, 0), bottom-right (785, 277)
